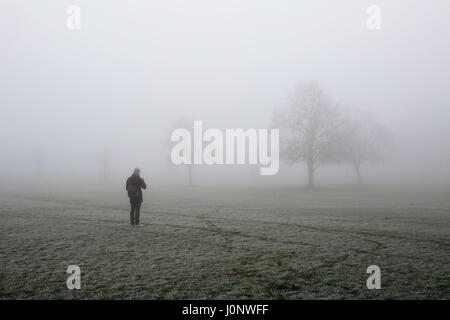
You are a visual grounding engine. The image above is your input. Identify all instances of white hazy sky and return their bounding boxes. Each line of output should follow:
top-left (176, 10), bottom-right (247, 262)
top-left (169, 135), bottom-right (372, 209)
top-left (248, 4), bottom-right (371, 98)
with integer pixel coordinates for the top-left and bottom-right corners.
top-left (1, 0), bottom-right (450, 186)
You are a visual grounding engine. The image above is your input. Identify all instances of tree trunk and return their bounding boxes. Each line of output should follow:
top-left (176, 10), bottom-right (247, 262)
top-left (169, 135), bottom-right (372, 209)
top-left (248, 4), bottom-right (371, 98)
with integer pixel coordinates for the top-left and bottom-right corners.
top-left (353, 162), bottom-right (363, 185)
top-left (306, 159), bottom-right (315, 189)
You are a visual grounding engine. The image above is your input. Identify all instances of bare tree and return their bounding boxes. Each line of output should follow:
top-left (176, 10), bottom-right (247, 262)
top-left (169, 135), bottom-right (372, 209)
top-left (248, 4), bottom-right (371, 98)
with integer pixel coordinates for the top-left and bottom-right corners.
top-left (338, 111), bottom-right (394, 184)
top-left (273, 82), bottom-right (342, 188)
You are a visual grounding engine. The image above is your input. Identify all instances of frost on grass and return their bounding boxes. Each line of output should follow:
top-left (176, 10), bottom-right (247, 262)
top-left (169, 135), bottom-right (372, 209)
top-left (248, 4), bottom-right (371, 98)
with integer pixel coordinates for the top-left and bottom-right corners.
top-left (0, 186), bottom-right (449, 299)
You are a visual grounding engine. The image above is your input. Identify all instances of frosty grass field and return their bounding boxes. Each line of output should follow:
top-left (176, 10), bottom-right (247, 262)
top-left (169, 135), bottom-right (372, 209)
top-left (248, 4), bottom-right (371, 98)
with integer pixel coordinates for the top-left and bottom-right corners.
top-left (1, 186), bottom-right (449, 299)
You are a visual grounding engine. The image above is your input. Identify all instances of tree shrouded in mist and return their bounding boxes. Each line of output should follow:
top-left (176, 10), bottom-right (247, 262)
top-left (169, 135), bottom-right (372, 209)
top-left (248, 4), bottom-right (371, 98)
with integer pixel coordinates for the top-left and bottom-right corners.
top-left (273, 82), bottom-right (342, 188)
top-left (338, 111), bottom-right (394, 184)
top-left (274, 82), bottom-right (394, 187)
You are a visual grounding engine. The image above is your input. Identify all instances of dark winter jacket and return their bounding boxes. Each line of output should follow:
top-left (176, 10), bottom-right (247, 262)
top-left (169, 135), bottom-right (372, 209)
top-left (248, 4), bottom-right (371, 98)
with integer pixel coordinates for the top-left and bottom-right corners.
top-left (126, 175), bottom-right (147, 203)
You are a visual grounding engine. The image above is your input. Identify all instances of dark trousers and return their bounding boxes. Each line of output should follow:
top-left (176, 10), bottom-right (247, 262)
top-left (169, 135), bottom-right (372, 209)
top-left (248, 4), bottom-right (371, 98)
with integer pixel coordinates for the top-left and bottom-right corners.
top-left (130, 199), bottom-right (142, 225)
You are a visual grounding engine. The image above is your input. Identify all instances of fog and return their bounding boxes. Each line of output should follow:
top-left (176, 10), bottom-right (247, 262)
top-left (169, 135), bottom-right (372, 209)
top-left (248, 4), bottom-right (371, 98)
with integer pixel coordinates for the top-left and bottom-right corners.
top-left (1, 0), bottom-right (450, 189)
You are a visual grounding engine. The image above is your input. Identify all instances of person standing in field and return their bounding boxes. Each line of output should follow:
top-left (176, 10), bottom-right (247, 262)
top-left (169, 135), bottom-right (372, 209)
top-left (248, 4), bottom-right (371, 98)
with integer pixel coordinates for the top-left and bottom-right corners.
top-left (126, 168), bottom-right (147, 226)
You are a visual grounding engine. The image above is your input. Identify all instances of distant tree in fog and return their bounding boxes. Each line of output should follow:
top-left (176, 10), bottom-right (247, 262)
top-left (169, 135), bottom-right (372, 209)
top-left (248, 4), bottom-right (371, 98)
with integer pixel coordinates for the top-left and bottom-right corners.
top-left (338, 111), bottom-right (394, 184)
top-left (273, 82), bottom-right (342, 188)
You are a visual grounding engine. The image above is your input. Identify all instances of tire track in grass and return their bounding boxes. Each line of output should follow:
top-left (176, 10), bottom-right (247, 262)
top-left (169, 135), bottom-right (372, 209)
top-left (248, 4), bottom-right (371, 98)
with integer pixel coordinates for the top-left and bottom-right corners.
top-left (21, 211), bottom-right (442, 264)
top-left (185, 212), bottom-right (237, 258)
top-left (12, 196), bottom-right (448, 263)
top-left (18, 195), bottom-right (450, 248)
